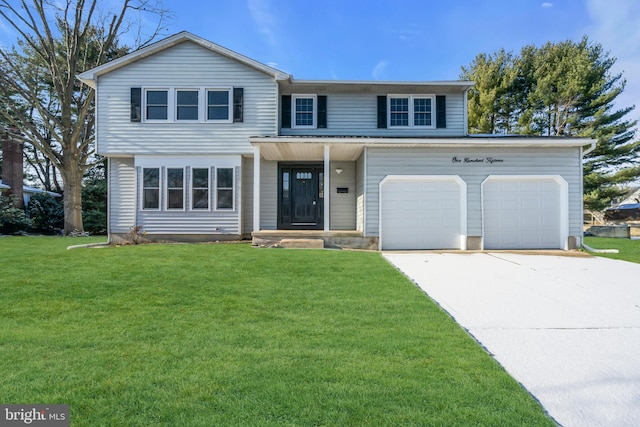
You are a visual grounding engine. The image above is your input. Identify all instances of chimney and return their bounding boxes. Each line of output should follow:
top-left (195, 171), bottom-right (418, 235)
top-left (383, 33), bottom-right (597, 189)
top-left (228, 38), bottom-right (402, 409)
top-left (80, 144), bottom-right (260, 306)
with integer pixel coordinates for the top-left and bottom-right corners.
top-left (1, 127), bottom-right (24, 209)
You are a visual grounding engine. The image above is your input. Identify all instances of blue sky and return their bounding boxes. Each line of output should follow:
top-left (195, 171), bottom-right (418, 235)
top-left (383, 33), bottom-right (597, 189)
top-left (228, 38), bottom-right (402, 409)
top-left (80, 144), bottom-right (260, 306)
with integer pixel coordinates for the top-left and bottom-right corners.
top-left (1, 0), bottom-right (639, 119)
top-left (158, 0), bottom-right (639, 117)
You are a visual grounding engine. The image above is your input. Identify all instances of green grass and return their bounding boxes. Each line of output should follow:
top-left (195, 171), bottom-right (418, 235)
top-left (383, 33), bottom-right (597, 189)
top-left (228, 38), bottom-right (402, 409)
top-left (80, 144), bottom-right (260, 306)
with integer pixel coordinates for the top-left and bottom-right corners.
top-left (0, 237), bottom-right (554, 426)
top-left (583, 236), bottom-right (640, 263)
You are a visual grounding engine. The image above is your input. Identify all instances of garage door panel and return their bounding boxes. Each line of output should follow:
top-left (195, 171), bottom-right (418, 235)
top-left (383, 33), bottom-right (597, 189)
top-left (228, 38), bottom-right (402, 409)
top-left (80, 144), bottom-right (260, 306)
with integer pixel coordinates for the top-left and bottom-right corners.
top-left (483, 176), bottom-right (565, 250)
top-left (381, 176), bottom-right (465, 250)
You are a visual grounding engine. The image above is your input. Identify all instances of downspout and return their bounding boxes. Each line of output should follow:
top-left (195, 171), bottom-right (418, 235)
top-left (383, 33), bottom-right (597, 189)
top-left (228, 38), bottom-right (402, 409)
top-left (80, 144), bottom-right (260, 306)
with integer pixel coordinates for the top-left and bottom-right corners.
top-left (580, 139), bottom-right (619, 253)
top-left (463, 86), bottom-right (471, 136)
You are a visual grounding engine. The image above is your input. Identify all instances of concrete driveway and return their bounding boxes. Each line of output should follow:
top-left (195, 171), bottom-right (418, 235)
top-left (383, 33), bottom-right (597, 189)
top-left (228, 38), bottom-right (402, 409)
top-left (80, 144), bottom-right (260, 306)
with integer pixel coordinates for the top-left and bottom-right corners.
top-left (383, 252), bottom-right (640, 427)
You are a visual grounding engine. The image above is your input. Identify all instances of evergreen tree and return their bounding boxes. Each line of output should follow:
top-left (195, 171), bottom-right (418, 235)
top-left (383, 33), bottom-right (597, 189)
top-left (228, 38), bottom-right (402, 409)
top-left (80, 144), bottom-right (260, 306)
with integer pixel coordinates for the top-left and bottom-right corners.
top-left (461, 37), bottom-right (640, 211)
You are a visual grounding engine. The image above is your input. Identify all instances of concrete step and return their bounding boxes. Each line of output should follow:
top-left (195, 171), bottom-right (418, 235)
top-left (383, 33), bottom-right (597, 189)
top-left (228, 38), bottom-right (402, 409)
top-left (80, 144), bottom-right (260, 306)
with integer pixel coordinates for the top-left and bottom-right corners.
top-left (279, 238), bottom-right (325, 249)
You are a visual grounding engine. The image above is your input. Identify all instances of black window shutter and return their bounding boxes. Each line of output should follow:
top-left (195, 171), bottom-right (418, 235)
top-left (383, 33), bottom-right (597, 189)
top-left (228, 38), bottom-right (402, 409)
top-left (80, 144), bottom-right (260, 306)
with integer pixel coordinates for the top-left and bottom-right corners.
top-left (131, 87), bottom-right (141, 122)
top-left (377, 96), bottom-right (387, 128)
top-left (317, 95), bottom-right (327, 128)
top-left (233, 87), bottom-right (244, 122)
top-left (281, 95), bottom-right (291, 128)
top-left (436, 95), bottom-right (446, 128)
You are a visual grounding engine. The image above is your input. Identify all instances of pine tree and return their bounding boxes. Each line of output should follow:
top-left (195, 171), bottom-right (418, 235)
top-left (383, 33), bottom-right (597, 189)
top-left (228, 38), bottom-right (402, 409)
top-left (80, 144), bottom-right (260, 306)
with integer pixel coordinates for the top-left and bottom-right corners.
top-left (461, 37), bottom-right (640, 211)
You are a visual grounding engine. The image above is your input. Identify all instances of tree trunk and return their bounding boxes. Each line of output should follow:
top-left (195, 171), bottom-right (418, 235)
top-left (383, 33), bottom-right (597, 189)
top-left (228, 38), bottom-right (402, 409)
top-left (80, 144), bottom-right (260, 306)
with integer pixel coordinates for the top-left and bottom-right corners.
top-left (62, 165), bottom-right (84, 234)
top-left (1, 132), bottom-right (25, 209)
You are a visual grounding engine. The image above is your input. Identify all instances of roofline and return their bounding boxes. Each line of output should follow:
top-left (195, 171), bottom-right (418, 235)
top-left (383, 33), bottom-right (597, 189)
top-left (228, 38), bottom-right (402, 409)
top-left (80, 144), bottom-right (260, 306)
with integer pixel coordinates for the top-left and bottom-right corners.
top-left (284, 79), bottom-right (475, 88)
top-left (249, 136), bottom-right (594, 148)
top-left (78, 31), bottom-right (290, 88)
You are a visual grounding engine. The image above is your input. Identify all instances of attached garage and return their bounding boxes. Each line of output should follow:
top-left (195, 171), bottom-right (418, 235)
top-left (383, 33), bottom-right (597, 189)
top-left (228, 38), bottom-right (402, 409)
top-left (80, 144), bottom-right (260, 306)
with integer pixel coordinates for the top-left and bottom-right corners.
top-left (482, 175), bottom-right (568, 250)
top-left (380, 176), bottom-right (467, 250)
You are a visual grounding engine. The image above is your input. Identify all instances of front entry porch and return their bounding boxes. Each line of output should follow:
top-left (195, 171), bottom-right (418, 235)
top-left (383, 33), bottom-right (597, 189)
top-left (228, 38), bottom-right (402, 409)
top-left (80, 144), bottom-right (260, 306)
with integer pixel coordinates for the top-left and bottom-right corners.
top-left (251, 230), bottom-right (378, 250)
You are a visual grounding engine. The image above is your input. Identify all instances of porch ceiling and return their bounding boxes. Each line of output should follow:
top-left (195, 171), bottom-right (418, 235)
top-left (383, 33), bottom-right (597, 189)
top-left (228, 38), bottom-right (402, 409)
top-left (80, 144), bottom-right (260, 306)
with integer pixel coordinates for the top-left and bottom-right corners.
top-left (256, 142), bottom-right (364, 161)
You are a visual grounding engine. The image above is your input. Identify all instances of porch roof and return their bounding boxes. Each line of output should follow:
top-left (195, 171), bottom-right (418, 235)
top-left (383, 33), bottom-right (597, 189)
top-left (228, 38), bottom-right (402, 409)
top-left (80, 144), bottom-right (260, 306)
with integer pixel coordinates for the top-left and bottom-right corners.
top-left (249, 135), bottom-right (595, 161)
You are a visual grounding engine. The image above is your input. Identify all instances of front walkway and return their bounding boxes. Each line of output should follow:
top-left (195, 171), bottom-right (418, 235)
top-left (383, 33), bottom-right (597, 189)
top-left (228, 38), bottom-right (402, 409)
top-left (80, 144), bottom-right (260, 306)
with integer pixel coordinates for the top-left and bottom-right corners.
top-left (384, 252), bottom-right (640, 427)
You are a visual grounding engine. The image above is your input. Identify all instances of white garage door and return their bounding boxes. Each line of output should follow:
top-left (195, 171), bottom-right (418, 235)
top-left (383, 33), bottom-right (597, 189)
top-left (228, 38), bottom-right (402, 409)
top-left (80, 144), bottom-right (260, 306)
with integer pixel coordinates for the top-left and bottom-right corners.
top-left (380, 176), bottom-right (466, 250)
top-left (482, 176), bottom-right (568, 249)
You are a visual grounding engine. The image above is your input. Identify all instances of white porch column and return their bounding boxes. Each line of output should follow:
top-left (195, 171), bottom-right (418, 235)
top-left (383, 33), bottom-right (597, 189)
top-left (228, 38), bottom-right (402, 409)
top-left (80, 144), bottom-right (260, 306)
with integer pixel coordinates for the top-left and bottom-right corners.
top-left (324, 145), bottom-right (330, 232)
top-left (253, 146), bottom-right (261, 232)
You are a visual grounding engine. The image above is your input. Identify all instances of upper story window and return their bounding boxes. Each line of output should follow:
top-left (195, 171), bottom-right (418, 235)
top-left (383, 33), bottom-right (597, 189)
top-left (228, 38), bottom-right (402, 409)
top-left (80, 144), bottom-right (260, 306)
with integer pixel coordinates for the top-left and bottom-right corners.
top-left (146, 90), bottom-right (168, 120)
top-left (387, 95), bottom-right (435, 128)
top-left (135, 87), bottom-right (241, 123)
top-left (389, 97), bottom-right (409, 127)
top-left (207, 89), bottom-right (232, 122)
top-left (292, 94), bottom-right (317, 129)
top-left (176, 90), bottom-right (199, 120)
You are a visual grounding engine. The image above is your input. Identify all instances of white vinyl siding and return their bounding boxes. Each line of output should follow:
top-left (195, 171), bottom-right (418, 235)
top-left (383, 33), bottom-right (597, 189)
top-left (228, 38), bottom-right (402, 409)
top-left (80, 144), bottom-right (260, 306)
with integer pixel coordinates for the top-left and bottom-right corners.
top-left (364, 147), bottom-right (583, 241)
top-left (241, 156), bottom-right (254, 235)
top-left (108, 157), bottom-right (136, 234)
top-left (329, 161), bottom-right (356, 230)
top-left (96, 41), bottom-right (278, 156)
top-left (260, 159), bottom-right (278, 230)
top-left (355, 152), bottom-right (366, 233)
top-left (280, 92), bottom-right (465, 137)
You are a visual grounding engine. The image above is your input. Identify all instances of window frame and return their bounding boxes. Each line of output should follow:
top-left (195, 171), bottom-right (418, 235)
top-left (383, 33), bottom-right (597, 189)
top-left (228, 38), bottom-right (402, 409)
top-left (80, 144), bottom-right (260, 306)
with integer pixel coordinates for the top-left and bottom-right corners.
top-left (215, 167), bottom-right (235, 211)
top-left (387, 94), bottom-right (436, 129)
top-left (165, 167), bottom-right (186, 211)
top-left (206, 88), bottom-right (233, 123)
top-left (291, 94), bottom-right (317, 129)
top-left (175, 89), bottom-right (200, 121)
top-left (190, 167), bottom-right (211, 211)
top-left (141, 167), bottom-right (161, 211)
top-left (144, 89), bottom-right (170, 122)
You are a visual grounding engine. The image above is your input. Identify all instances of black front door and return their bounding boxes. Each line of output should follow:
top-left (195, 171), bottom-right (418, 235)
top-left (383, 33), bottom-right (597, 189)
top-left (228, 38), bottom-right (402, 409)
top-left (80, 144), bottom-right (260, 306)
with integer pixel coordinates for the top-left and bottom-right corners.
top-left (278, 164), bottom-right (324, 229)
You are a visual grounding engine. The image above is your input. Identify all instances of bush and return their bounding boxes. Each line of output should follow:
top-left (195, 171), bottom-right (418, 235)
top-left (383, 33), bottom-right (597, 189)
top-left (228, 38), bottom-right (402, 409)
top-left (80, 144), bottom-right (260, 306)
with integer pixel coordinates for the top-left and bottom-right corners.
top-left (82, 175), bottom-right (107, 234)
top-left (0, 195), bottom-right (32, 234)
top-left (28, 193), bottom-right (64, 233)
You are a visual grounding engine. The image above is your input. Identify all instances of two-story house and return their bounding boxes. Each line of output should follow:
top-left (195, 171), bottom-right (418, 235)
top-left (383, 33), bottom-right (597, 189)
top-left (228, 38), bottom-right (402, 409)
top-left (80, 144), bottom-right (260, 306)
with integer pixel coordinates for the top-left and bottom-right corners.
top-left (79, 32), bottom-right (593, 250)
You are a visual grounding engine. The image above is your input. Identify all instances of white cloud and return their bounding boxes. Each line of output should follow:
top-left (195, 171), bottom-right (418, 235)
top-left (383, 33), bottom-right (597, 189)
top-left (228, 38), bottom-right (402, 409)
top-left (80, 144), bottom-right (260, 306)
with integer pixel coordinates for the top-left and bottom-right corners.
top-left (585, 0), bottom-right (640, 115)
top-left (390, 28), bottom-right (422, 41)
top-left (247, 0), bottom-right (278, 47)
top-left (541, 2), bottom-right (553, 8)
top-left (372, 60), bottom-right (389, 80)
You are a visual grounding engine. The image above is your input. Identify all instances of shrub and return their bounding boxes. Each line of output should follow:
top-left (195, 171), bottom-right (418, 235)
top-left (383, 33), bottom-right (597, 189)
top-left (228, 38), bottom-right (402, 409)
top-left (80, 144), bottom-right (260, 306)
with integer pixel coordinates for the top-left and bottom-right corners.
top-left (0, 195), bottom-right (32, 234)
top-left (28, 193), bottom-right (64, 233)
top-left (82, 173), bottom-right (107, 234)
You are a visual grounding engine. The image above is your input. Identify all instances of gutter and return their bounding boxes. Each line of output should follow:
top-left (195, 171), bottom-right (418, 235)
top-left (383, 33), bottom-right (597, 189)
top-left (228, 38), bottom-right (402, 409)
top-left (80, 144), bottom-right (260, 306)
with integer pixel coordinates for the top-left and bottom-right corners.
top-left (583, 140), bottom-right (597, 156)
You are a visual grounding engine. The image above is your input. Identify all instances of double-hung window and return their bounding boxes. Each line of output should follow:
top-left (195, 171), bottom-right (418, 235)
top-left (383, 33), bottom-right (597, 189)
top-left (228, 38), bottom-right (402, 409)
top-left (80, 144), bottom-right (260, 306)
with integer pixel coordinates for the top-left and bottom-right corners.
top-left (207, 89), bottom-right (232, 122)
top-left (389, 97), bottom-right (409, 127)
top-left (176, 90), bottom-right (199, 120)
top-left (216, 168), bottom-right (234, 210)
top-left (292, 94), bottom-right (317, 128)
top-left (146, 90), bottom-right (168, 120)
top-left (166, 168), bottom-right (185, 210)
top-left (142, 168), bottom-right (160, 210)
top-left (388, 95), bottom-right (435, 128)
top-left (192, 168), bottom-right (210, 210)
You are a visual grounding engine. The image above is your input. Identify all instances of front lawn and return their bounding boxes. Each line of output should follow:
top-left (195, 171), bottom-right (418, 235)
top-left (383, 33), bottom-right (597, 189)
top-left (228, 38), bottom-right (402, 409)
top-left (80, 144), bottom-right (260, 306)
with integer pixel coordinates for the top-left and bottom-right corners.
top-left (0, 237), bottom-right (554, 426)
top-left (584, 236), bottom-right (640, 263)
